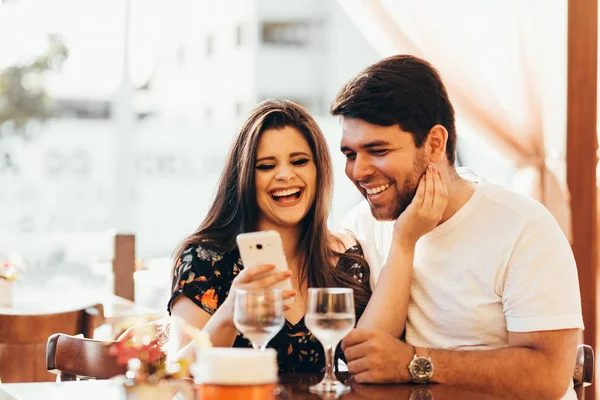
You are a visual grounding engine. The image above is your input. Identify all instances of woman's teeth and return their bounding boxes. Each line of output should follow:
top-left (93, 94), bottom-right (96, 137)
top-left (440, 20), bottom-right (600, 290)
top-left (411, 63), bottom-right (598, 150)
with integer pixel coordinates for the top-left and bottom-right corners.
top-left (366, 183), bottom-right (391, 195)
top-left (272, 188), bottom-right (301, 197)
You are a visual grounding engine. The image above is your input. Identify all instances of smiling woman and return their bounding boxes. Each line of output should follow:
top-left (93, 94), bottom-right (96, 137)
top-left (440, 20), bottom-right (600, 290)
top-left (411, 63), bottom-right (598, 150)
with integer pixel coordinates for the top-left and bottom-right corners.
top-left (255, 126), bottom-right (317, 229)
top-left (166, 99), bottom-right (372, 374)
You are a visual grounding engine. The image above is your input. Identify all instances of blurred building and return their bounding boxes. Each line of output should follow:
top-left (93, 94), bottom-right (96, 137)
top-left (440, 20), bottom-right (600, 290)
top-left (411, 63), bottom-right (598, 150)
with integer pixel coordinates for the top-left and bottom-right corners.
top-left (0, 0), bottom-right (379, 308)
top-left (150, 0), bottom-right (379, 126)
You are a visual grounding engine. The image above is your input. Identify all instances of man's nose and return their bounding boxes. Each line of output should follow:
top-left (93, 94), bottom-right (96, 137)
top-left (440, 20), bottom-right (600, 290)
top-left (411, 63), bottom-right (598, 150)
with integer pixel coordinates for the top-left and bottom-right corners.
top-left (352, 155), bottom-right (374, 182)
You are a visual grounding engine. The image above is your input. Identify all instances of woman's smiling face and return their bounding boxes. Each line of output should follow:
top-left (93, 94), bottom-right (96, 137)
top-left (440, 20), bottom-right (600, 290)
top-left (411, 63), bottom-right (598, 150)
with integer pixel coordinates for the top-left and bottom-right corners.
top-left (254, 126), bottom-right (317, 230)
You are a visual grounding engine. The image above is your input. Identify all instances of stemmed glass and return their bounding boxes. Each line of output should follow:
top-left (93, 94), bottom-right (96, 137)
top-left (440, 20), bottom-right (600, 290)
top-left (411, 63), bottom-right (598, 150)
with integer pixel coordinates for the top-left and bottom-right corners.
top-left (233, 288), bottom-right (285, 351)
top-left (304, 288), bottom-right (355, 394)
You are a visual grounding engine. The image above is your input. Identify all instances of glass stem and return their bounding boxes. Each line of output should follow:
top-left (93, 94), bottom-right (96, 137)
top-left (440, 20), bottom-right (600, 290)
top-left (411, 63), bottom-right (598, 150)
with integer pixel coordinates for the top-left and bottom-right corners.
top-left (250, 341), bottom-right (261, 350)
top-left (323, 344), bottom-right (336, 382)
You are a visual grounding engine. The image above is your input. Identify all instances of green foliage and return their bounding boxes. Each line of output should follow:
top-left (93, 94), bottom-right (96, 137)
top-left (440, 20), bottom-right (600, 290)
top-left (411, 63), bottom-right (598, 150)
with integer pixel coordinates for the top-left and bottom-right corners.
top-left (0, 34), bottom-right (68, 140)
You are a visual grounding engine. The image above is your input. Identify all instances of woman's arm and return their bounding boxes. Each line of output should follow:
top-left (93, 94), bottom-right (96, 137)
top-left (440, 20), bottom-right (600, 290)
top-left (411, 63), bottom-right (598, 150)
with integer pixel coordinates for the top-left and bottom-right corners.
top-left (168, 264), bottom-right (296, 361)
top-left (168, 295), bottom-right (239, 361)
top-left (356, 166), bottom-right (447, 336)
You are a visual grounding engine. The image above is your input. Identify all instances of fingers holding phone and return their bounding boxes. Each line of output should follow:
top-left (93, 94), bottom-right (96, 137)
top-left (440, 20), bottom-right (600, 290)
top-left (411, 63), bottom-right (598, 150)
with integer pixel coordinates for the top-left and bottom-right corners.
top-left (230, 265), bottom-right (297, 310)
top-left (244, 266), bottom-right (292, 289)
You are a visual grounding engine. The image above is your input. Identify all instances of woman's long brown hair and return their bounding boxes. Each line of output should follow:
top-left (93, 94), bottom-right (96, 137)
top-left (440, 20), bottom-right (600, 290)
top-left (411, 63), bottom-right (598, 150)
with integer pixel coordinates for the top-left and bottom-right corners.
top-left (172, 99), bottom-right (370, 318)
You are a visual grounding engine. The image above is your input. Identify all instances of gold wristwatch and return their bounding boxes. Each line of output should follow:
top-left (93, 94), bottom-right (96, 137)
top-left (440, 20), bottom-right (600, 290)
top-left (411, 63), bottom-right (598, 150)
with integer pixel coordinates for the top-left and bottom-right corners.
top-left (408, 346), bottom-right (434, 383)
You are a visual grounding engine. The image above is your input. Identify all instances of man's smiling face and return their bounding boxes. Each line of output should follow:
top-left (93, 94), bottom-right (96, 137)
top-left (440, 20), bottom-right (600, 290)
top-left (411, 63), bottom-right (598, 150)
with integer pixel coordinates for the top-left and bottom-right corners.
top-left (340, 117), bottom-right (429, 221)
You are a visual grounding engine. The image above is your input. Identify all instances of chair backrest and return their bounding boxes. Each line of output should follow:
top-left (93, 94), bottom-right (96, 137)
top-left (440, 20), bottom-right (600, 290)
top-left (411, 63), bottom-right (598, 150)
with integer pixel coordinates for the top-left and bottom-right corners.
top-left (46, 333), bottom-right (126, 381)
top-left (574, 344), bottom-right (594, 387)
top-left (0, 304), bottom-right (103, 383)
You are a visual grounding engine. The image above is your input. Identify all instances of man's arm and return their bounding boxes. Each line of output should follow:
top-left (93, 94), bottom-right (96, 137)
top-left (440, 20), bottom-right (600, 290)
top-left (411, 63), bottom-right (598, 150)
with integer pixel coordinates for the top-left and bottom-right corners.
top-left (357, 166), bottom-right (447, 335)
top-left (342, 328), bottom-right (579, 400)
top-left (356, 241), bottom-right (414, 337)
top-left (429, 329), bottom-right (579, 399)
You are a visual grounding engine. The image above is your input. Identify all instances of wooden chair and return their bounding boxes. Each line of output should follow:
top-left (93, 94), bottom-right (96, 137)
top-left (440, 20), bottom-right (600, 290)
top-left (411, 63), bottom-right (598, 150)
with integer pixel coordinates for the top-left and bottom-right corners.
top-left (46, 333), bottom-right (126, 381)
top-left (0, 304), bottom-right (103, 383)
top-left (574, 344), bottom-right (594, 400)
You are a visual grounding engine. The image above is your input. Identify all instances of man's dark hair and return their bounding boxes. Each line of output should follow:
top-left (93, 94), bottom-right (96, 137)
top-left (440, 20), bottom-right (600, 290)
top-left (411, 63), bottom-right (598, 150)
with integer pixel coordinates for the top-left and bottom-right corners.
top-left (330, 54), bottom-right (457, 165)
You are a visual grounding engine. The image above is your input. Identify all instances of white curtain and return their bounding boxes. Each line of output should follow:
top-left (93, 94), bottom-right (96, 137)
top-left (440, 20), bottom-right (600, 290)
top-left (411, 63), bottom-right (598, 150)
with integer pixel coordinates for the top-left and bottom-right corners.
top-left (337, 0), bottom-right (572, 239)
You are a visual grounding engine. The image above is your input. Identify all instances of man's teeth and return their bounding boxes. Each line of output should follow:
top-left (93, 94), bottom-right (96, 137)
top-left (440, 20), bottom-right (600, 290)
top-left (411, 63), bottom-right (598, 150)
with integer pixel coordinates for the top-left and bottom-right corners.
top-left (272, 188), bottom-right (301, 197)
top-left (365, 183), bottom-right (391, 195)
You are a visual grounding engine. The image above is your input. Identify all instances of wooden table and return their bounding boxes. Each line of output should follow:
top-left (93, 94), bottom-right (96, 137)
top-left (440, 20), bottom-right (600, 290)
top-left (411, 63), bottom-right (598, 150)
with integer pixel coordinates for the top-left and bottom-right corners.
top-left (279, 373), bottom-right (506, 399)
top-left (0, 374), bottom-right (510, 399)
top-left (2, 289), bottom-right (162, 335)
top-left (0, 291), bottom-right (162, 383)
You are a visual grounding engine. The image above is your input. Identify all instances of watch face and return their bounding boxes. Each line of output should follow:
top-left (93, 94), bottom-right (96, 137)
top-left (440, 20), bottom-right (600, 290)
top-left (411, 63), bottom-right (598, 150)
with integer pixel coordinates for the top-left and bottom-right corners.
top-left (409, 356), bottom-right (433, 380)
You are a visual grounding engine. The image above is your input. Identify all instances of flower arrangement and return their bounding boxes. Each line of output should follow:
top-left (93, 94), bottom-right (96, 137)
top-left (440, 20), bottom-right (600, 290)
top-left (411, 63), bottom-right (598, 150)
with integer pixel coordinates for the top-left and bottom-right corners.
top-left (0, 260), bottom-right (17, 307)
top-left (0, 255), bottom-right (20, 281)
top-left (108, 317), bottom-right (212, 384)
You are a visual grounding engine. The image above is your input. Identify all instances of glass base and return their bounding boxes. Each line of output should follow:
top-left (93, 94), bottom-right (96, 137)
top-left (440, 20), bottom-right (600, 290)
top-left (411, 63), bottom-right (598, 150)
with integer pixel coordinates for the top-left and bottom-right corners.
top-left (309, 379), bottom-right (351, 395)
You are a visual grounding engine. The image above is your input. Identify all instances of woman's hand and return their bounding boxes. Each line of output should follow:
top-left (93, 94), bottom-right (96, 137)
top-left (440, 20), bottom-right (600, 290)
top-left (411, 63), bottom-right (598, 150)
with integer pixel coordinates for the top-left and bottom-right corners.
top-left (224, 264), bottom-right (297, 312)
top-left (392, 165), bottom-right (448, 247)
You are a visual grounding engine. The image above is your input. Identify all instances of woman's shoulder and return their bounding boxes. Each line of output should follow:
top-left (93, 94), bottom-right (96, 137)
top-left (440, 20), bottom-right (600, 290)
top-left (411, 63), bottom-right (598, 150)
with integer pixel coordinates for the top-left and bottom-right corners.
top-left (176, 242), bottom-right (240, 274)
top-left (331, 230), bottom-right (363, 256)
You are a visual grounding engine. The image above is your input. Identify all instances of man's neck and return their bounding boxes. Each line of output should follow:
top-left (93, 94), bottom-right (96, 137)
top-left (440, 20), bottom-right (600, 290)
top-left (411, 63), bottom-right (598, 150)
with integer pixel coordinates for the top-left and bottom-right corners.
top-left (437, 166), bottom-right (477, 224)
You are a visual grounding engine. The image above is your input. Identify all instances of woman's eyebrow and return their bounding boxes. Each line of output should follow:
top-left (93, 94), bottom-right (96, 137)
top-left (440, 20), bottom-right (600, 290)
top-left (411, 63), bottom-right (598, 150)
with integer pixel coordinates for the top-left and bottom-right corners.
top-left (257, 152), bottom-right (311, 162)
top-left (256, 156), bottom-right (276, 163)
top-left (289, 152), bottom-right (311, 158)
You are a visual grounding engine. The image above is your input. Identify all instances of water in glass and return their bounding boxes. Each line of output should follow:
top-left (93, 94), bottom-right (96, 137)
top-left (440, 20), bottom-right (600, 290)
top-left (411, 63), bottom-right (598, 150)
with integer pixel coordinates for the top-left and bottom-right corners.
top-left (234, 288), bottom-right (285, 351)
top-left (304, 312), bottom-right (354, 346)
top-left (305, 288), bottom-right (355, 394)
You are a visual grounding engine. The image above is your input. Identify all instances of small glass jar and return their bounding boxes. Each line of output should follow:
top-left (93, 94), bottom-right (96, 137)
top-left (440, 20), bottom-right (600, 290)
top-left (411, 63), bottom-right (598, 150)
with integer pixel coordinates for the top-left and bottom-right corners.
top-left (0, 278), bottom-right (14, 307)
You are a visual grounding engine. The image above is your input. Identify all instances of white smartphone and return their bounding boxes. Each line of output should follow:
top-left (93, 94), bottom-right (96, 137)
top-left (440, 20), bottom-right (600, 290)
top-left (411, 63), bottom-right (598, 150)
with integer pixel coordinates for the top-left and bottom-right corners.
top-left (236, 230), bottom-right (294, 304)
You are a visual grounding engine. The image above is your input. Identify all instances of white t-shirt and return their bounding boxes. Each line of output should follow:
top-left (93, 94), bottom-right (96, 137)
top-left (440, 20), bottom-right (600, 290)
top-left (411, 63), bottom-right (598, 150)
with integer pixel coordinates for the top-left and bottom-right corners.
top-left (341, 169), bottom-right (584, 399)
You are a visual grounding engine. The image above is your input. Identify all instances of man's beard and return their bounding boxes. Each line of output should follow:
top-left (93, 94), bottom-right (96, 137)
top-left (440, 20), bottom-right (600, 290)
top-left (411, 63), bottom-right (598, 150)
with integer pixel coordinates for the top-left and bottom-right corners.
top-left (369, 151), bottom-right (428, 221)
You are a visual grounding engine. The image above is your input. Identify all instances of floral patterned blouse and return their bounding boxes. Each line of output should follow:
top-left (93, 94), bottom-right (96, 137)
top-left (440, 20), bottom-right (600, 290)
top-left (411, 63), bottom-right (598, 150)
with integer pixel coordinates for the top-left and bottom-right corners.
top-left (167, 243), bottom-right (370, 374)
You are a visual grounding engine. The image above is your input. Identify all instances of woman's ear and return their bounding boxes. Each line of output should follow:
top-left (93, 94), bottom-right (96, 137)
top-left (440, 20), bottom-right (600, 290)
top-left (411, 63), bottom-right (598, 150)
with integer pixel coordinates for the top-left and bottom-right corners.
top-left (426, 125), bottom-right (448, 163)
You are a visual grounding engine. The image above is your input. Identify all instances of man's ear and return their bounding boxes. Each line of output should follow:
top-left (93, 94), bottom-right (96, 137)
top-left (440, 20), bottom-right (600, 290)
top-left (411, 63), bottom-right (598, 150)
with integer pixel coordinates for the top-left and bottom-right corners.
top-left (426, 125), bottom-right (448, 163)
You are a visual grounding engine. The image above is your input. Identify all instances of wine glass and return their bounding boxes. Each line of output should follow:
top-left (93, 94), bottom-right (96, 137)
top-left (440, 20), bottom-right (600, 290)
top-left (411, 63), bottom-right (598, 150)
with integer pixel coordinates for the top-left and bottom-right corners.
top-left (304, 288), bottom-right (355, 394)
top-left (233, 288), bottom-right (285, 351)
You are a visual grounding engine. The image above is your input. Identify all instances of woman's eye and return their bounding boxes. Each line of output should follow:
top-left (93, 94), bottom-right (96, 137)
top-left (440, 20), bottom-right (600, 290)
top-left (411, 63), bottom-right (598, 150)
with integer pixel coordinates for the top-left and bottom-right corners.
top-left (256, 164), bottom-right (275, 170)
top-left (291, 158), bottom-right (309, 166)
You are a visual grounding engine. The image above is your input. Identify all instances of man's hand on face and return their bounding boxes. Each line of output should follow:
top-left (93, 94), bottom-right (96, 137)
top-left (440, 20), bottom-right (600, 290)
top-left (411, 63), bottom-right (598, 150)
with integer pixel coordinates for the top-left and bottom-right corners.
top-left (342, 328), bottom-right (413, 384)
top-left (393, 165), bottom-right (448, 246)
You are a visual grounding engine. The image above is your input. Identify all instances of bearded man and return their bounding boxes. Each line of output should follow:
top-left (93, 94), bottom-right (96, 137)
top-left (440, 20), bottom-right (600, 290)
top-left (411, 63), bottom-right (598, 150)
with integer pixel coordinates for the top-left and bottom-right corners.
top-left (334, 55), bottom-right (583, 400)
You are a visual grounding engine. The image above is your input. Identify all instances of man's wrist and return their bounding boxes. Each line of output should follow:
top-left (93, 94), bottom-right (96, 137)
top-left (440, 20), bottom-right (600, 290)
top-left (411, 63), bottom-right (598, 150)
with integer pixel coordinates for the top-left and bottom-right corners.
top-left (408, 346), bottom-right (435, 383)
top-left (391, 235), bottom-right (418, 251)
top-left (415, 346), bottom-right (430, 357)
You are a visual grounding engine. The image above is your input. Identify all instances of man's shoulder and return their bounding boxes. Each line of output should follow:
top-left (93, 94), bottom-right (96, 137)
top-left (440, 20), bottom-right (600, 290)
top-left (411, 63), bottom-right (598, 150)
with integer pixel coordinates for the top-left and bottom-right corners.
top-left (459, 168), bottom-right (547, 220)
top-left (476, 179), bottom-right (553, 224)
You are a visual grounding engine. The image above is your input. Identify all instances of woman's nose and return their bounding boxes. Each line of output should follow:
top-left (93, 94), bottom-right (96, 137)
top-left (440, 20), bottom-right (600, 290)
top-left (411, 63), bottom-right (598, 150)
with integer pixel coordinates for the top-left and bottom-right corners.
top-left (275, 164), bottom-right (295, 181)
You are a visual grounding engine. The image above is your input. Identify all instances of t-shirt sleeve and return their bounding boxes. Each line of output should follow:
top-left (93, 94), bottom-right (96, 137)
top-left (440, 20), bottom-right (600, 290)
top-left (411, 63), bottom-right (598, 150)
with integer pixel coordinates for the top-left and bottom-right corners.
top-left (502, 209), bottom-right (584, 332)
top-left (339, 200), bottom-right (388, 290)
top-left (167, 244), bottom-right (238, 316)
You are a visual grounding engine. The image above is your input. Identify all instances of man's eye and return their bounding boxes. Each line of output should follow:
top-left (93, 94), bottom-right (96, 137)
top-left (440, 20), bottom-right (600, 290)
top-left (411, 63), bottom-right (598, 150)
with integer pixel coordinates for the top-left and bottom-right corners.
top-left (256, 164), bottom-right (275, 170)
top-left (291, 158), bottom-right (309, 166)
top-left (370, 149), bottom-right (388, 156)
top-left (344, 153), bottom-right (356, 160)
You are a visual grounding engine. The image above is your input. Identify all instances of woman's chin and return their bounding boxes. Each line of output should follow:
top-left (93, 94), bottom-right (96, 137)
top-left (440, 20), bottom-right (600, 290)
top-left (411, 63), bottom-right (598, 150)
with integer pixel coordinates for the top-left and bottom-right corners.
top-left (270, 212), bottom-right (308, 228)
